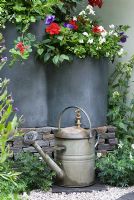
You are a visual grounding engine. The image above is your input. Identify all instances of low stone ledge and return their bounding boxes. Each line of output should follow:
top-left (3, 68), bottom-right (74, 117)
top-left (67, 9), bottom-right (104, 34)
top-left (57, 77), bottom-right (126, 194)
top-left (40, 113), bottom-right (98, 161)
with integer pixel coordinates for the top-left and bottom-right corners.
top-left (8, 126), bottom-right (117, 158)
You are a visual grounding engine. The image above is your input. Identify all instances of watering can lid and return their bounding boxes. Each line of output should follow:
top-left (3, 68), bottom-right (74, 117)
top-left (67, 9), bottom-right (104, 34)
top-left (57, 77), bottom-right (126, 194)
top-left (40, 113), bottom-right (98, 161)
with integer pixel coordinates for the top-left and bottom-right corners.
top-left (55, 126), bottom-right (90, 139)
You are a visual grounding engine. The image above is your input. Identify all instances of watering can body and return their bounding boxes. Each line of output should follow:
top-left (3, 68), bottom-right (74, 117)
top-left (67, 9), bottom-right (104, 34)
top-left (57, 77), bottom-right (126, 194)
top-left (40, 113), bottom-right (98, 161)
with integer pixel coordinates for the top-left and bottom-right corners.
top-left (55, 127), bottom-right (95, 187)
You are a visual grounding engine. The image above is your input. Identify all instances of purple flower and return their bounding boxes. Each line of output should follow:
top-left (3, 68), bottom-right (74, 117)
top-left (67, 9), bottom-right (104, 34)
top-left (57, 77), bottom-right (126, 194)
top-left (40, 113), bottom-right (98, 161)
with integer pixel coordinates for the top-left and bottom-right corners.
top-left (1, 57), bottom-right (7, 62)
top-left (64, 23), bottom-right (74, 29)
top-left (45, 15), bottom-right (55, 25)
top-left (13, 107), bottom-right (19, 112)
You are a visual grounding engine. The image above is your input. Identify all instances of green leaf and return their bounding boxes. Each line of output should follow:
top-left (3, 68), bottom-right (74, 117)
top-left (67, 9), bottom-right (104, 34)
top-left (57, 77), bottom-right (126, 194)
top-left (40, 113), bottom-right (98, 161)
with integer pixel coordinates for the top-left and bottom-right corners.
top-left (44, 53), bottom-right (51, 62)
top-left (37, 48), bottom-right (44, 55)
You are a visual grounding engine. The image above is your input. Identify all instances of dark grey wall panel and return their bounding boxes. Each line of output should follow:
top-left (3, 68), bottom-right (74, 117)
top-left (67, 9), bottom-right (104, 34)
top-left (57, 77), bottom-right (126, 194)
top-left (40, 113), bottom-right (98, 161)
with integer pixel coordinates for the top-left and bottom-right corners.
top-left (1, 23), bottom-right (48, 128)
top-left (46, 58), bottom-right (108, 128)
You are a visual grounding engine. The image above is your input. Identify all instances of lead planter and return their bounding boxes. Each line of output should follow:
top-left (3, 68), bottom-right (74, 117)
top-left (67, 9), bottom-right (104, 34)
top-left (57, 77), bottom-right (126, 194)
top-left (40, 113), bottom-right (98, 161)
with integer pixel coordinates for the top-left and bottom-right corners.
top-left (47, 58), bottom-right (108, 128)
top-left (1, 22), bottom-right (48, 128)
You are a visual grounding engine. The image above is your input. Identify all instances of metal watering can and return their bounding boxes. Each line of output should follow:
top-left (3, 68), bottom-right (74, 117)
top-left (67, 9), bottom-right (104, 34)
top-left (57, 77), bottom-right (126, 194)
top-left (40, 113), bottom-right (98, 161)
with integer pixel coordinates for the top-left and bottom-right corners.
top-left (24, 106), bottom-right (98, 187)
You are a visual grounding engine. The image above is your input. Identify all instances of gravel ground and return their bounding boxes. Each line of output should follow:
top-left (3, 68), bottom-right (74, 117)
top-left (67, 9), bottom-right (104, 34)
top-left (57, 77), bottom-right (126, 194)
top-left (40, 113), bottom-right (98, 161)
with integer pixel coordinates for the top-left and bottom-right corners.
top-left (27, 186), bottom-right (134, 200)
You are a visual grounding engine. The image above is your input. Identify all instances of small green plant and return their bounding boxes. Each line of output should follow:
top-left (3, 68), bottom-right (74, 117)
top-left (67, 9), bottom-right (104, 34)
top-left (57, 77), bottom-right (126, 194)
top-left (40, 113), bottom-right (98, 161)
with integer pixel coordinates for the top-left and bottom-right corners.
top-left (96, 140), bottom-right (134, 187)
top-left (9, 33), bottom-right (36, 65)
top-left (108, 56), bottom-right (134, 141)
top-left (14, 152), bottom-right (56, 192)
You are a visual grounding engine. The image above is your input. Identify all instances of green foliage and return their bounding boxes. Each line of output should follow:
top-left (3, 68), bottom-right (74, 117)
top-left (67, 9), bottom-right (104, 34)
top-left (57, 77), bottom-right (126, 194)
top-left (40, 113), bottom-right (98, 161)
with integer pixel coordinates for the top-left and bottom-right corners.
top-left (96, 141), bottom-right (134, 187)
top-left (108, 56), bottom-right (134, 141)
top-left (0, 32), bottom-right (22, 199)
top-left (36, 6), bottom-right (129, 66)
top-left (14, 152), bottom-right (56, 192)
top-left (0, 0), bottom-right (61, 32)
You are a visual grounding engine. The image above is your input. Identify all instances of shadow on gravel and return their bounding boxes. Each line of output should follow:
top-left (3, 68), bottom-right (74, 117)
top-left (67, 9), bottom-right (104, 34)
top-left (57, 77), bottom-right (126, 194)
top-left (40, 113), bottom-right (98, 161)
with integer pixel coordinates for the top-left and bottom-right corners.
top-left (117, 192), bottom-right (134, 200)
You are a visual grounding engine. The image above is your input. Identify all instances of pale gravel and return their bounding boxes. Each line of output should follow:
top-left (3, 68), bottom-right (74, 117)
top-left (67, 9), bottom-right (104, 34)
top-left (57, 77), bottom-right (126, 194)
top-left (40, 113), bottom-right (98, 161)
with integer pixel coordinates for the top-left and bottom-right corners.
top-left (28, 186), bottom-right (134, 200)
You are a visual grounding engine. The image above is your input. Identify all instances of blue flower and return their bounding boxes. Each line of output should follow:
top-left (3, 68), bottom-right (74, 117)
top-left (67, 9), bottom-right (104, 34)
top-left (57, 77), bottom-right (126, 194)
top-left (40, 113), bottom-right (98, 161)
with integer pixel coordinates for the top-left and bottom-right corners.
top-left (119, 32), bottom-right (128, 43)
top-left (45, 15), bottom-right (55, 25)
top-left (64, 23), bottom-right (74, 29)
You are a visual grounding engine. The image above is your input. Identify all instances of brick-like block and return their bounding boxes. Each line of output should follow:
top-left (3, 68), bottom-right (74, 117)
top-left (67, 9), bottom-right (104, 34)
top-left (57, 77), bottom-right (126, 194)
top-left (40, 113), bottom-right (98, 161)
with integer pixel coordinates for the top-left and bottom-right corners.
top-left (107, 126), bottom-right (117, 133)
top-left (10, 147), bottom-right (22, 153)
top-left (43, 133), bottom-right (54, 140)
top-left (36, 140), bottom-right (49, 147)
top-left (96, 126), bottom-right (107, 134)
top-left (107, 132), bottom-right (115, 139)
top-left (109, 138), bottom-right (118, 145)
top-left (98, 133), bottom-right (108, 139)
top-left (49, 140), bottom-right (55, 147)
top-left (98, 144), bottom-right (115, 151)
top-left (13, 140), bottom-right (23, 148)
top-left (23, 147), bottom-right (37, 153)
top-left (98, 138), bottom-right (105, 144)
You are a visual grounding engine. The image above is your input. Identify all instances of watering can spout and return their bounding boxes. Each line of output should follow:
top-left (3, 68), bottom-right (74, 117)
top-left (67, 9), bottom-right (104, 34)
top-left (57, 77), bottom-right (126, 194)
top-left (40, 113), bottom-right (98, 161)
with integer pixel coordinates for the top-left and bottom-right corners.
top-left (24, 131), bottom-right (64, 179)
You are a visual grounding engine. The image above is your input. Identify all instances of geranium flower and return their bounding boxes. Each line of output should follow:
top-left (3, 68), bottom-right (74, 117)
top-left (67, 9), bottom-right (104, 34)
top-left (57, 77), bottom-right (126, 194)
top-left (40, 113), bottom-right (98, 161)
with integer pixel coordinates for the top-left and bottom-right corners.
top-left (46, 22), bottom-right (61, 35)
top-left (88, 0), bottom-right (103, 8)
top-left (45, 15), bottom-right (55, 25)
top-left (92, 25), bottom-right (105, 33)
top-left (16, 42), bottom-right (25, 55)
top-left (69, 20), bottom-right (78, 30)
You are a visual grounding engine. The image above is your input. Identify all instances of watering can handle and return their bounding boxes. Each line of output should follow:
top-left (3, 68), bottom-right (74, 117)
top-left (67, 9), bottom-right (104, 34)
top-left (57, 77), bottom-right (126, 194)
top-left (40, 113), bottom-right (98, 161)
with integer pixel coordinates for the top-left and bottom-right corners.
top-left (58, 106), bottom-right (92, 138)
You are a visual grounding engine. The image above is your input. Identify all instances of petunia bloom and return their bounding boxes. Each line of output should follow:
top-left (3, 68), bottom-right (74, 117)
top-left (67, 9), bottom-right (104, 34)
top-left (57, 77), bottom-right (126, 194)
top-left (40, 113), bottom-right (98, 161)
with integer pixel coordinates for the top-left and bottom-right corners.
top-left (88, 0), bottom-right (103, 8)
top-left (119, 32), bottom-right (128, 43)
top-left (46, 22), bottom-right (61, 35)
top-left (64, 23), bottom-right (74, 29)
top-left (45, 15), bottom-right (55, 25)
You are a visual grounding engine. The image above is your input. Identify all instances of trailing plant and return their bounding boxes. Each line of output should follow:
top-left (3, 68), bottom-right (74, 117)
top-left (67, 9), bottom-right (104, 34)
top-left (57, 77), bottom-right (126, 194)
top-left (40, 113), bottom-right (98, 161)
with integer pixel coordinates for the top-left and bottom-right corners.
top-left (108, 55), bottom-right (134, 141)
top-left (14, 152), bottom-right (56, 192)
top-left (96, 140), bottom-right (134, 187)
top-left (0, 0), bottom-right (61, 32)
top-left (35, 4), bottom-right (129, 66)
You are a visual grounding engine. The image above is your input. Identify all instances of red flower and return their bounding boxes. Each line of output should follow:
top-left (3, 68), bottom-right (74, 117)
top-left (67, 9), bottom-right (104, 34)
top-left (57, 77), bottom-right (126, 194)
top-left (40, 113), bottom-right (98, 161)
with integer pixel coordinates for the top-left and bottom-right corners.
top-left (16, 42), bottom-right (25, 55)
top-left (69, 20), bottom-right (78, 30)
top-left (92, 25), bottom-right (105, 33)
top-left (46, 22), bottom-right (61, 35)
top-left (88, 0), bottom-right (103, 8)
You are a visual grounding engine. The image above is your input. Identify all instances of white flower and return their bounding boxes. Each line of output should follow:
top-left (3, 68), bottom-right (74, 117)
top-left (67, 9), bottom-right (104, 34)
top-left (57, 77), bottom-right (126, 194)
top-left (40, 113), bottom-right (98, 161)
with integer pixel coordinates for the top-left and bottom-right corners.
top-left (79, 39), bottom-right (84, 43)
top-left (73, 16), bottom-right (77, 21)
top-left (109, 30), bottom-right (114, 35)
top-left (97, 153), bottom-right (102, 158)
top-left (106, 52), bottom-right (110, 57)
top-left (83, 32), bottom-right (88, 37)
top-left (86, 5), bottom-right (95, 15)
top-left (79, 10), bottom-right (86, 16)
top-left (99, 37), bottom-right (106, 44)
top-left (118, 141), bottom-right (123, 149)
top-left (99, 26), bottom-right (105, 32)
top-left (118, 48), bottom-right (124, 56)
top-left (131, 144), bottom-right (134, 149)
top-left (113, 32), bottom-right (118, 37)
top-left (109, 24), bottom-right (115, 29)
top-left (87, 38), bottom-right (94, 44)
top-left (101, 31), bottom-right (107, 37)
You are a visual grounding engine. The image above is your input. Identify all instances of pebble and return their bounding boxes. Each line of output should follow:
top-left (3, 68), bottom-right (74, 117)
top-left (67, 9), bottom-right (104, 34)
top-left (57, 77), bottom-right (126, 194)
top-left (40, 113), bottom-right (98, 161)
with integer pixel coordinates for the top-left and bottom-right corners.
top-left (28, 186), bottom-right (134, 200)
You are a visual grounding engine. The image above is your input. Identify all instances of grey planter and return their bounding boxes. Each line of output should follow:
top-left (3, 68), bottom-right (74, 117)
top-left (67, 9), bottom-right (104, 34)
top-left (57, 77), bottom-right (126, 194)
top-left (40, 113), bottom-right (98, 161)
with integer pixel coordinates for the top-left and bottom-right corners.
top-left (46, 58), bottom-right (108, 128)
top-left (1, 23), bottom-right (109, 128)
top-left (1, 22), bottom-right (48, 128)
